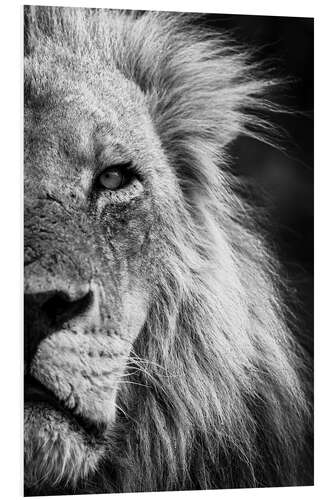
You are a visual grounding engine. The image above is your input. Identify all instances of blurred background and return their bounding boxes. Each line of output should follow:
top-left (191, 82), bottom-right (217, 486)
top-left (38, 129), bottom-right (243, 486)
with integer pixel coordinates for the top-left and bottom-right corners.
top-left (201, 14), bottom-right (314, 355)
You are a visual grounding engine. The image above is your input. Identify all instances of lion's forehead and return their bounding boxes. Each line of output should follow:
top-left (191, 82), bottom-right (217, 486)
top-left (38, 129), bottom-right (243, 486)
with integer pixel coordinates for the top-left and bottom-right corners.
top-left (26, 84), bottom-right (147, 165)
top-left (24, 56), bottom-right (146, 137)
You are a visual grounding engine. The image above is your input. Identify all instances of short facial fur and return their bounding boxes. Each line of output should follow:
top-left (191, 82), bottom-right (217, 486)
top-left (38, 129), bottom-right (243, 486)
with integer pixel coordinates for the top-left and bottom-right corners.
top-left (24, 7), bottom-right (311, 495)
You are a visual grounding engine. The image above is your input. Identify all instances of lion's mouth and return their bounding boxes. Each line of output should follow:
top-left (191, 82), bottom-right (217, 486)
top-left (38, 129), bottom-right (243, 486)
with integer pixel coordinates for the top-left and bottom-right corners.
top-left (24, 375), bottom-right (106, 438)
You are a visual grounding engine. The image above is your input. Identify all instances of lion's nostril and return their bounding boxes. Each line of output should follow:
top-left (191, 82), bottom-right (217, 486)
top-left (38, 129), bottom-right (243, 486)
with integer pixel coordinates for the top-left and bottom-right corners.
top-left (25, 283), bottom-right (93, 329)
top-left (41, 289), bottom-right (93, 325)
top-left (24, 282), bottom-right (93, 368)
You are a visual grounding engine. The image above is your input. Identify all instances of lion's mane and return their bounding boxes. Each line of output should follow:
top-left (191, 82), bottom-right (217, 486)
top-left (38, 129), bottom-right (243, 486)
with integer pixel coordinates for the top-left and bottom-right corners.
top-left (25, 7), bottom-right (312, 493)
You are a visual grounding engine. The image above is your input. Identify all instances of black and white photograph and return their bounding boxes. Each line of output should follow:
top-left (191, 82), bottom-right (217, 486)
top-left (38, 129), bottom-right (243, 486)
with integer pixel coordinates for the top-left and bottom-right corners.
top-left (21, 2), bottom-right (316, 497)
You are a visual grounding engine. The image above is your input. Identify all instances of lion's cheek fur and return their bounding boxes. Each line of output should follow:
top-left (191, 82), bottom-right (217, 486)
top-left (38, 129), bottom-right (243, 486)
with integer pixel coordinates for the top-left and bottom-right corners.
top-left (24, 404), bottom-right (105, 490)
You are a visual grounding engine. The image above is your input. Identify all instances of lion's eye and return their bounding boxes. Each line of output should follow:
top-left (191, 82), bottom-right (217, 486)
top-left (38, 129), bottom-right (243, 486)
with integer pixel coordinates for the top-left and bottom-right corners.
top-left (98, 167), bottom-right (125, 190)
top-left (94, 162), bottom-right (142, 202)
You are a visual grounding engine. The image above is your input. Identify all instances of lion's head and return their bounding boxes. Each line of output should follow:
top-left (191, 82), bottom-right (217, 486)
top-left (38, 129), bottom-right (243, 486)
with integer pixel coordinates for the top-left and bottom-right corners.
top-left (24, 7), bottom-right (311, 495)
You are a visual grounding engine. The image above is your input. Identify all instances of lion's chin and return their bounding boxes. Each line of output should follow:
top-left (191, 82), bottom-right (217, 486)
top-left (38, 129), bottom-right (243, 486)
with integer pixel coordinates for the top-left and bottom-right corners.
top-left (24, 403), bottom-right (105, 493)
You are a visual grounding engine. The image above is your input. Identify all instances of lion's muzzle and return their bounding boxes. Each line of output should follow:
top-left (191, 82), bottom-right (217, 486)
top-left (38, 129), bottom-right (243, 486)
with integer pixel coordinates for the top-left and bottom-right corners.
top-left (24, 197), bottom-right (126, 438)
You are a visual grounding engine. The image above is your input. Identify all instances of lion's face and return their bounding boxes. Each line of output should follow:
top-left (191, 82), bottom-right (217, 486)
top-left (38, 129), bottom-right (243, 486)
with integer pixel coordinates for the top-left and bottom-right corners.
top-left (24, 59), bottom-right (178, 489)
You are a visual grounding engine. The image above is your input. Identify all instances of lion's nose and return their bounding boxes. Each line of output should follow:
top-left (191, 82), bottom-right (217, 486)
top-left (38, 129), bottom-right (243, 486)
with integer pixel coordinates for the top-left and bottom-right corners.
top-left (25, 281), bottom-right (92, 326)
top-left (24, 278), bottom-right (93, 366)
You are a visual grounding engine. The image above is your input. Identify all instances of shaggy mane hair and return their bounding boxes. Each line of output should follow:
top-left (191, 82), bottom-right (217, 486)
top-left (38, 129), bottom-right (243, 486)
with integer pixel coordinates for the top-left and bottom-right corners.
top-left (24, 6), bottom-right (312, 493)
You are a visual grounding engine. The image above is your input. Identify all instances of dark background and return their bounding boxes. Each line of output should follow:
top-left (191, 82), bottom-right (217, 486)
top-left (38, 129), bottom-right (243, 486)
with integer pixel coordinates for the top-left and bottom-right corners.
top-left (201, 14), bottom-right (314, 355)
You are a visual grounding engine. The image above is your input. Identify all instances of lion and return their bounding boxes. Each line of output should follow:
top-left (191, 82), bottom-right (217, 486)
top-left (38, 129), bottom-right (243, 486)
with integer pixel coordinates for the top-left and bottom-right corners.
top-left (24, 6), bottom-right (312, 496)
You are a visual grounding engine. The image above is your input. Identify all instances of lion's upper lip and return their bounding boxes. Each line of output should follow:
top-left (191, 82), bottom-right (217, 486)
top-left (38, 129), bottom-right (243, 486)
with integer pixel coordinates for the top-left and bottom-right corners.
top-left (24, 375), bottom-right (106, 437)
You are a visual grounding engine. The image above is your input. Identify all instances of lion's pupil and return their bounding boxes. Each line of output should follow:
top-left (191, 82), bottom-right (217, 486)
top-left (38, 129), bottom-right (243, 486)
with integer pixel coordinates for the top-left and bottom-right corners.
top-left (99, 168), bottom-right (123, 190)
